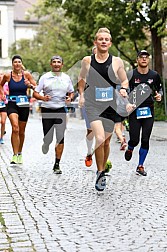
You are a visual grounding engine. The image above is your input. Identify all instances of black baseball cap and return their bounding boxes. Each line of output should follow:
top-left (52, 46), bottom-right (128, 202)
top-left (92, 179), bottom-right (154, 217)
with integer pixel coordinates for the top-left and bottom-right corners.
top-left (51, 55), bottom-right (63, 63)
top-left (137, 50), bottom-right (150, 57)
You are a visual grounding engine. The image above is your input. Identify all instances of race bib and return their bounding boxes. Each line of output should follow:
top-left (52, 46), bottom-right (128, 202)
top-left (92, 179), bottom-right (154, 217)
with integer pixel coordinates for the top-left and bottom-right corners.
top-left (16, 96), bottom-right (29, 107)
top-left (0, 101), bottom-right (5, 108)
top-left (95, 86), bottom-right (113, 101)
top-left (136, 107), bottom-right (152, 119)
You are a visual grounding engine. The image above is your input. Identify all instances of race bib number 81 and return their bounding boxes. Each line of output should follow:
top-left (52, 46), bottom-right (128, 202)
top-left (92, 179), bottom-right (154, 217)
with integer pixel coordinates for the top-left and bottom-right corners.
top-left (95, 86), bottom-right (113, 101)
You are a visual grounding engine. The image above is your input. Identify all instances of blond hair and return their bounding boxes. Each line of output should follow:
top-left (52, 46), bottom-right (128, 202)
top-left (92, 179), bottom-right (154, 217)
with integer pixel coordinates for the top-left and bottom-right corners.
top-left (94, 27), bottom-right (112, 41)
top-left (21, 64), bottom-right (26, 70)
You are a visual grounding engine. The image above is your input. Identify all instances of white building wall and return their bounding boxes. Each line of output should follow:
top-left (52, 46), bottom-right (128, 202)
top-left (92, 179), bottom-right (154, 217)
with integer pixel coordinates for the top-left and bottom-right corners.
top-left (0, 6), bottom-right (7, 58)
top-left (0, 1), bottom-right (15, 68)
top-left (0, 0), bottom-right (38, 69)
top-left (7, 5), bottom-right (15, 53)
top-left (0, 4), bottom-right (14, 58)
top-left (14, 24), bottom-right (37, 41)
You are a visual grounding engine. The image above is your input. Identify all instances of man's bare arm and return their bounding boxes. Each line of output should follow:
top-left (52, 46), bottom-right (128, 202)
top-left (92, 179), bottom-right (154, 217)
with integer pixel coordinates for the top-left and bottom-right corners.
top-left (78, 56), bottom-right (90, 93)
top-left (78, 56), bottom-right (90, 107)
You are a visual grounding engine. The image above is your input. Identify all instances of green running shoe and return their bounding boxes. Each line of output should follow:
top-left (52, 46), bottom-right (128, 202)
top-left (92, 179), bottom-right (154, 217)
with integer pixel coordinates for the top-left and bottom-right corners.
top-left (17, 154), bottom-right (23, 164)
top-left (10, 155), bottom-right (18, 164)
top-left (105, 160), bottom-right (112, 173)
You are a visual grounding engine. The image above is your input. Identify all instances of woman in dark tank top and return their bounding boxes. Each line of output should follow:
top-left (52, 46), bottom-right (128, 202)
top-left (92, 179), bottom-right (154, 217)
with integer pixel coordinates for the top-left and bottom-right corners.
top-left (8, 71), bottom-right (27, 96)
top-left (0, 55), bottom-right (36, 165)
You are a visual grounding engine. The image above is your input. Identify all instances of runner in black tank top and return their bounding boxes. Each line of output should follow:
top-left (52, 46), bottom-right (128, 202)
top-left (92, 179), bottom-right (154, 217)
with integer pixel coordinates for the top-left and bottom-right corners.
top-left (78, 28), bottom-right (130, 191)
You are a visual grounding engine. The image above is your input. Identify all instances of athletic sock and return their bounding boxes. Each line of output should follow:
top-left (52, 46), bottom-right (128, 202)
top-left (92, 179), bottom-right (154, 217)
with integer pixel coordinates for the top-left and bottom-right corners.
top-left (86, 138), bottom-right (93, 155)
top-left (128, 145), bottom-right (134, 151)
top-left (55, 158), bottom-right (60, 164)
top-left (139, 147), bottom-right (148, 166)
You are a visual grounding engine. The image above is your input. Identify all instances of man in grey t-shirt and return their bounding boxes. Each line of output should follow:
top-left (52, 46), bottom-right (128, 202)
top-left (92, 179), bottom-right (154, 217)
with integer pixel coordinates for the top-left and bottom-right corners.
top-left (33, 55), bottom-right (74, 174)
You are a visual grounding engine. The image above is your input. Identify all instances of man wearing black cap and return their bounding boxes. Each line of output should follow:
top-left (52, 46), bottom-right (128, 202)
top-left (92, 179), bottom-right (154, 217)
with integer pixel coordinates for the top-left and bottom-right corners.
top-left (33, 55), bottom-right (74, 174)
top-left (137, 50), bottom-right (150, 57)
top-left (125, 50), bottom-right (163, 176)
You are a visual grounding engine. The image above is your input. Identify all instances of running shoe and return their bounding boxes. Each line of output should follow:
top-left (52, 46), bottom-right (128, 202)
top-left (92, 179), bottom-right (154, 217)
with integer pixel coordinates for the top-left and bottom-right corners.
top-left (0, 138), bottom-right (4, 144)
top-left (124, 119), bottom-right (129, 131)
top-left (95, 171), bottom-right (106, 191)
top-left (120, 139), bottom-right (127, 151)
top-left (10, 155), bottom-right (18, 164)
top-left (125, 149), bottom-right (133, 161)
top-left (136, 165), bottom-right (147, 176)
top-left (105, 160), bottom-right (112, 173)
top-left (53, 163), bottom-right (62, 174)
top-left (85, 154), bottom-right (93, 167)
top-left (17, 154), bottom-right (23, 164)
top-left (42, 143), bottom-right (49, 154)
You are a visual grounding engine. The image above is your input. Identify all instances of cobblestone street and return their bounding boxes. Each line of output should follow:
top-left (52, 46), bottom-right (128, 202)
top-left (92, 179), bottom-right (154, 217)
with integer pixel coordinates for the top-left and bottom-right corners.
top-left (0, 114), bottom-right (167, 252)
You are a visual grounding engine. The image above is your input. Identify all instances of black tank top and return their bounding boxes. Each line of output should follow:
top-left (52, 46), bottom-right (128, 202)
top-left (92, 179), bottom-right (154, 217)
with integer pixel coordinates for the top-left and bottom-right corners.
top-left (90, 54), bottom-right (117, 86)
top-left (85, 54), bottom-right (117, 108)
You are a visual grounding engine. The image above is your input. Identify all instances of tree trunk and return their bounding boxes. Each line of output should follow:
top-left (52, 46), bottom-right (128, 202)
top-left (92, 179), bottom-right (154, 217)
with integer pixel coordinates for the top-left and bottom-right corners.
top-left (151, 28), bottom-right (163, 76)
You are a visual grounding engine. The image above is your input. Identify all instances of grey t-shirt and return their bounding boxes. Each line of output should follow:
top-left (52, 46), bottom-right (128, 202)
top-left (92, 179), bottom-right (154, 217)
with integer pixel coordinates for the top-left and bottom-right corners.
top-left (35, 71), bottom-right (74, 109)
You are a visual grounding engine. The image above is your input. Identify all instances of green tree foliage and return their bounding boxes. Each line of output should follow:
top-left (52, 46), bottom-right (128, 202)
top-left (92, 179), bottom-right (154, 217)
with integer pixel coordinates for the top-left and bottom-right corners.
top-left (9, 2), bottom-right (87, 75)
top-left (43, 0), bottom-right (167, 75)
top-left (126, 0), bottom-right (167, 75)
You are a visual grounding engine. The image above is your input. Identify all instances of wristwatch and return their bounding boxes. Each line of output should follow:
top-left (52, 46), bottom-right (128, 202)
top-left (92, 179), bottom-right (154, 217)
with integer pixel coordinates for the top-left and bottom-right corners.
top-left (120, 87), bottom-right (128, 92)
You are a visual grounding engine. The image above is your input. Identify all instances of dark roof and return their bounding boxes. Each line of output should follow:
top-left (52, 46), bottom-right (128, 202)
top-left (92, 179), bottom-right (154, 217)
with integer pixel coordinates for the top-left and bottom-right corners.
top-left (0, 0), bottom-right (15, 2)
top-left (14, 0), bottom-right (38, 22)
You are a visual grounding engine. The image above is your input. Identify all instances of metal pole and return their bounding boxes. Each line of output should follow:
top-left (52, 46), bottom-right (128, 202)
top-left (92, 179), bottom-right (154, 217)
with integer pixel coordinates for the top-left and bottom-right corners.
top-left (163, 77), bottom-right (167, 115)
top-left (151, 38), bottom-right (154, 70)
top-left (162, 52), bottom-right (167, 116)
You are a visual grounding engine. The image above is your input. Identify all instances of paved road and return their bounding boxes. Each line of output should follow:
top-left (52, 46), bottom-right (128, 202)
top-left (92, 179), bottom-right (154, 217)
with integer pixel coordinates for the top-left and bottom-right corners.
top-left (0, 115), bottom-right (167, 252)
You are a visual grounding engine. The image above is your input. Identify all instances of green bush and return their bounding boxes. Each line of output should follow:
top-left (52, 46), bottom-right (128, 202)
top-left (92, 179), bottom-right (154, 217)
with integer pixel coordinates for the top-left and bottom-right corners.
top-left (154, 100), bottom-right (167, 121)
top-left (154, 78), bottom-right (167, 121)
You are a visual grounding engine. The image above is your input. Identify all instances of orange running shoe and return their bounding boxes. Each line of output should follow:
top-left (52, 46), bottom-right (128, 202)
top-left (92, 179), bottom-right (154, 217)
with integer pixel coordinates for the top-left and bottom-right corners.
top-left (136, 165), bottom-right (147, 176)
top-left (85, 154), bottom-right (93, 167)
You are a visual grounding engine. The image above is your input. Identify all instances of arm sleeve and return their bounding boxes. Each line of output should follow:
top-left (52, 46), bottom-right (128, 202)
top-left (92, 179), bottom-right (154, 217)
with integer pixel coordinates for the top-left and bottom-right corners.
top-left (155, 73), bottom-right (163, 96)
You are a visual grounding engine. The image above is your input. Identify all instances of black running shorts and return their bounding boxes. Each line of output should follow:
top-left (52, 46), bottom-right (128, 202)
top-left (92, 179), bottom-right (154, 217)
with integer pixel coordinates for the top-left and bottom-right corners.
top-left (7, 101), bottom-right (29, 122)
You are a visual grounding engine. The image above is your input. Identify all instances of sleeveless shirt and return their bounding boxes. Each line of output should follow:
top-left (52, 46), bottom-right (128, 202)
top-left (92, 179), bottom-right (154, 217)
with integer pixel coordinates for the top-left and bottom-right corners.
top-left (8, 72), bottom-right (27, 96)
top-left (85, 54), bottom-right (117, 109)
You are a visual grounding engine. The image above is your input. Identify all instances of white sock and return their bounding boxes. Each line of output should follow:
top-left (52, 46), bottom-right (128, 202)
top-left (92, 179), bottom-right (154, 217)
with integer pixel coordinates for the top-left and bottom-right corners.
top-left (86, 138), bottom-right (94, 155)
